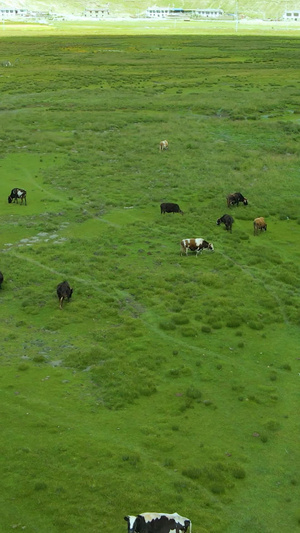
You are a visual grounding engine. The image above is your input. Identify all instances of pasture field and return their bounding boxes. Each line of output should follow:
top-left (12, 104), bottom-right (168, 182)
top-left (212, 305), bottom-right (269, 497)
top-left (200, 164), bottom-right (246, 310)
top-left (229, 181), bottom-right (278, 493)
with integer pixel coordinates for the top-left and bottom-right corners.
top-left (0, 33), bottom-right (300, 532)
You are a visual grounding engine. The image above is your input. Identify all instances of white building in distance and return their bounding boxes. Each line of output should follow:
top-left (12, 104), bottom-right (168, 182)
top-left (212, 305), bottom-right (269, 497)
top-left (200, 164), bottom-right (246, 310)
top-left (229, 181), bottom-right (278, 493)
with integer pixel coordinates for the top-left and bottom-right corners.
top-left (283, 9), bottom-right (300, 20)
top-left (146, 6), bottom-right (223, 18)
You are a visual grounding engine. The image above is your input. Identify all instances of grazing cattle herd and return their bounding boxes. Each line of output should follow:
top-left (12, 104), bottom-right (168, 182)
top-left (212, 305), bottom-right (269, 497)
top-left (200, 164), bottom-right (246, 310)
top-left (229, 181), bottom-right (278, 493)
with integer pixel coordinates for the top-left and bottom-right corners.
top-left (124, 512), bottom-right (191, 533)
top-left (4, 167), bottom-right (271, 530)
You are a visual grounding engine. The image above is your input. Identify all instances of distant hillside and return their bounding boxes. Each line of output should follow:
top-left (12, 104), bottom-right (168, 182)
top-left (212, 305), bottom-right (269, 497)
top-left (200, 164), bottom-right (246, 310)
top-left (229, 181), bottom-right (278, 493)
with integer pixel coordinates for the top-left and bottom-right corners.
top-left (0, 0), bottom-right (298, 19)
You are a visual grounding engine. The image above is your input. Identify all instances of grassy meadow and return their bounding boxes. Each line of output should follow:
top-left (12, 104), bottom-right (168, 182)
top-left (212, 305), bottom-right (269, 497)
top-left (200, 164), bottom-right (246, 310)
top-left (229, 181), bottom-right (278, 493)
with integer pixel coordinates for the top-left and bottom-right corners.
top-left (0, 32), bottom-right (300, 532)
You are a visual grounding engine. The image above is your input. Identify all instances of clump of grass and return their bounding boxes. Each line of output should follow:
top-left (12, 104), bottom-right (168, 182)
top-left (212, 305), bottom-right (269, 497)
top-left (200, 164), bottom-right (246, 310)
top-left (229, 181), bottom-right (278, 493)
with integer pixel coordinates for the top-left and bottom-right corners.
top-left (186, 386), bottom-right (202, 400)
top-left (163, 458), bottom-right (175, 467)
top-left (182, 467), bottom-right (201, 480)
top-left (260, 434), bottom-right (268, 443)
top-left (248, 321), bottom-right (264, 330)
top-left (264, 419), bottom-right (280, 432)
top-left (18, 363), bottom-right (29, 371)
top-left (211, 322), bottom-right (222, 329)
top-left (201, 325), bottom-right (211, 334)
top-left (33, 355), bottom-right (46, 363)
top-left (34, 482), bottom-right (48, 491)
top-left (194, 314), bottom-right (203, 321)
top-left (270, 394), bottom-right (278, 401)
top-left (181, 327), bottom-right (197, 337)
top-left (159, 320), bottom-right (176, 331)
top-left (226, 318), bottom-right (242, 328)
top-left (122, 453), bottom-right (140, 466)
top-left (203, 399), bottom-right (214, 407)
top-left (173, 315), bottom-right (189, 325)
top-left (232, 466), bottom-right (246, 479)
top-left (280, 363), bottom-right (291, 371)
top-left (210, 483), bottom-right (226, 495)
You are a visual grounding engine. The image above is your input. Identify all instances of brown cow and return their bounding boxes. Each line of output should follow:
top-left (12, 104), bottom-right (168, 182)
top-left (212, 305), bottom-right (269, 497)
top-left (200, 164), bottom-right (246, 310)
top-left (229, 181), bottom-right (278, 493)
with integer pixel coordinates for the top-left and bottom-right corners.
top-left (253, 217), bottom-right (267, 235)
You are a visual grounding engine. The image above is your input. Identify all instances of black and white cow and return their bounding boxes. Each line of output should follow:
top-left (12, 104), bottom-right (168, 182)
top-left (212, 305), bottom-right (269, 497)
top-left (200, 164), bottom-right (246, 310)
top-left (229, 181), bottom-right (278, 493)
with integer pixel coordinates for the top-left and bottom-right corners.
top-left (124, 512), bottom-right (191, 533)
top-left (216, 214), bottom-right (234, 233)
top-left (56, 281), bottom-right (73, 309)
top-left (180, 238), bottom-right (214, 256)
top-left (0, 271), bottom-right (3, 288)
top-left (160, 203), bottom-right (183, 215)
top-left (8, 188), bottom-right (27, 205)
top-left (226, 192), bottom-right (247, 208)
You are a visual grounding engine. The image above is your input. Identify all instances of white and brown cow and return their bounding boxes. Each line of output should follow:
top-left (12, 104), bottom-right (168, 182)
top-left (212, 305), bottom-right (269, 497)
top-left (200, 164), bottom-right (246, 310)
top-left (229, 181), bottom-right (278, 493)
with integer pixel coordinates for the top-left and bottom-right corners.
top-left (180, 238), bottom-right (214, 256)
top-left (159, 140), bottom-right (169, 151)
top-left (124, 512), bottom-right (191, 533)
top-left (253, 217), bottom-right (267, 235)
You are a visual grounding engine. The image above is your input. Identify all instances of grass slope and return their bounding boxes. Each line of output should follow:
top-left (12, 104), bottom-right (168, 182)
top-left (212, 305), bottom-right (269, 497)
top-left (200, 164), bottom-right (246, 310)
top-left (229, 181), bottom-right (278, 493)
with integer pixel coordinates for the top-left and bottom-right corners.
top-left (0, 34), bottom-right (300, 533)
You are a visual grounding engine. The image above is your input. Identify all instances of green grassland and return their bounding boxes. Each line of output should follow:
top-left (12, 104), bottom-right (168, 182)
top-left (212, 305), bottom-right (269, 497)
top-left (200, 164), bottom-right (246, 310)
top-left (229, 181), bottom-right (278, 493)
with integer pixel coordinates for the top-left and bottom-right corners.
top-left (0, 34), bottom-right (300, 532)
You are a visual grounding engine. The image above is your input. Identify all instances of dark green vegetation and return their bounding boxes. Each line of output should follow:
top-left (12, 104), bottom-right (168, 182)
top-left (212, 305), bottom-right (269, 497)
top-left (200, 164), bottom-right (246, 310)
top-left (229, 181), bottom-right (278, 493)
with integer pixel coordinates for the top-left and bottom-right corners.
top-left (0, 34), bottom-right (299, 532)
